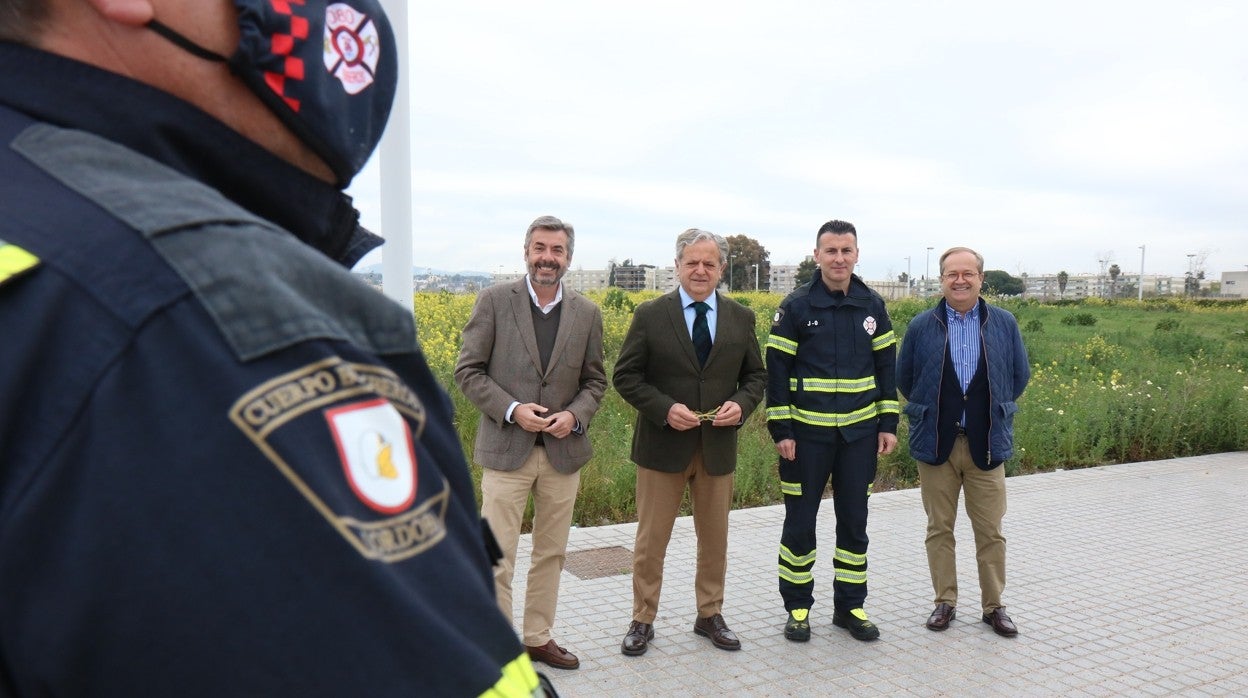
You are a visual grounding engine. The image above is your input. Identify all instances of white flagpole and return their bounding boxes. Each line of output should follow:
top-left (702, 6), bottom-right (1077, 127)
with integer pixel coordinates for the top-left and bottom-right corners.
top-left (379, 0), bottom-right (413, 312)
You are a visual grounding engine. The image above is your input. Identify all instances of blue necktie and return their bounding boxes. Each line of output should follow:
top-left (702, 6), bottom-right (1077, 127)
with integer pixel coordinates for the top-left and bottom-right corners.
top-left (692, 301), bottom-right (712, 366)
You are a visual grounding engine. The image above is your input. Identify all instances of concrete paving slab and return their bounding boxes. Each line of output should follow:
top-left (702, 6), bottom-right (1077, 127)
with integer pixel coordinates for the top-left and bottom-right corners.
top-left (507, 452), bottom-right (1248, 697)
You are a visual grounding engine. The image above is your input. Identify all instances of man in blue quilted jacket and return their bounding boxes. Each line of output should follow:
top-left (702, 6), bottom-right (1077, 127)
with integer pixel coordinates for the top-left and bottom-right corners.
top-left (896, 246), bottom-right (1030, 638)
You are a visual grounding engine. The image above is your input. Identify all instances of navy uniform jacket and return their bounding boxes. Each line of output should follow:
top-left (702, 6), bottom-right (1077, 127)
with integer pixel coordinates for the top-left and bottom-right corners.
top-left (0, 43), bottom-right (537, 697)
top-left (765, 275), bottom-right (900, 445)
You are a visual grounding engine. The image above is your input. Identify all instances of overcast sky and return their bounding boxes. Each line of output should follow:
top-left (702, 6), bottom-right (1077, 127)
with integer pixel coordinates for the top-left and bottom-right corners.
top-left (346, 1), bottom-right (1247, 282)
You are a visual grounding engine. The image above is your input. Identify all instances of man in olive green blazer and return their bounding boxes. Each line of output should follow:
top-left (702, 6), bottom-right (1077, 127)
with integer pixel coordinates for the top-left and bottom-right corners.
top-left (613, 228), bottom-right (767, 657)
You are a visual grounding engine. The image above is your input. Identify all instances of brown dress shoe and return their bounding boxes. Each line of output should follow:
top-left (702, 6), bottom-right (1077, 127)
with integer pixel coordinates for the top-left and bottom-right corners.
top-left (621, 621), bottom-right (654, 656)
top-left (526, 639), bottom-right (580, 670)
top-left (693, 613), bottom-right (741, 651)
top-left (982, 608), bottom-right (1018, 637)
top-left (926, 603), bottom-right (956, 631)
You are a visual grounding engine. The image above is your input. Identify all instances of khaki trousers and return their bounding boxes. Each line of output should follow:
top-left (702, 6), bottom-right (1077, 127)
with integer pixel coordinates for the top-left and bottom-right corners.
top-left (918, 434), bottom-right (1007, 615)
top-left (480, 445), bottom-right (580, 647)
top-left (631, 447), bottom-right (734, 623)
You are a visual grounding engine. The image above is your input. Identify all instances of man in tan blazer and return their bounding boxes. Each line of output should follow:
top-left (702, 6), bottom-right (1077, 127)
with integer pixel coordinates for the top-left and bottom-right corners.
top-left (613, 228), bottom-right (767, 656)
top-left (455, 215), bottom-right (606, 671)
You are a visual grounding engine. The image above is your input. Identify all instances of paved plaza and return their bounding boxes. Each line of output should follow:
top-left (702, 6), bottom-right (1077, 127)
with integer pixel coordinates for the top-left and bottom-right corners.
top-left (510, 452), bottom-right (1248, 697)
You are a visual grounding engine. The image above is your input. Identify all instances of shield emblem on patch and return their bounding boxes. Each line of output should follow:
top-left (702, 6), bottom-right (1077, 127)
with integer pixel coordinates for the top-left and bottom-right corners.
top-left (229, 358), bottom-right (449, 563)
top-left (327, 398), bottom-right (417, 514)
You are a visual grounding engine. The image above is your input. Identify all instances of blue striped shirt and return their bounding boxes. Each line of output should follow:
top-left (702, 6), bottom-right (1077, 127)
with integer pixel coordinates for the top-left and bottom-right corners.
top-left (946, 303), bottom-right (981, 427)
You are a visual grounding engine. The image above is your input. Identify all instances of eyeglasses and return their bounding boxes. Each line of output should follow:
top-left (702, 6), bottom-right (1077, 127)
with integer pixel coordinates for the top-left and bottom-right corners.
top-left (693, 407), bottom-right (720, 423)
top-left (941, 271), bottom-right (980, 282)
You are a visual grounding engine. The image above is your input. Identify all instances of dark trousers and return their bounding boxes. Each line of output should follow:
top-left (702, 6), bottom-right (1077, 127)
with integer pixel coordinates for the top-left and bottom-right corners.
top-left (777, 432), bottom-right (877, 612)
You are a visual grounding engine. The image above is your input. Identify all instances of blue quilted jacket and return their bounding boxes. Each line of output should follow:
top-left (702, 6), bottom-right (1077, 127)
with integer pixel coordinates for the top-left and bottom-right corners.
top-left (896, 298), bottom-right (1031, 465)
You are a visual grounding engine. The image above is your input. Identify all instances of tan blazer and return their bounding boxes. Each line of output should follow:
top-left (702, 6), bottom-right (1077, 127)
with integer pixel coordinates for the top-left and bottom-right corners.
top-left (454, 280), bottom-right (606, 474)
top-left (613, 289), bottom-right (766, 475)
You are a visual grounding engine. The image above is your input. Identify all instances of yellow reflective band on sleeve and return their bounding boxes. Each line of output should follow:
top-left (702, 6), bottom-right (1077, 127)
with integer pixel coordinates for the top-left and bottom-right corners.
top-left (791, 402), bottom-right (880, 428)
top-left (765, 334), bottom-right (798, 356)
top-left (779, 480), bottom-right (802, 497)
top-left (0, 241), bottom-right (40, 285)
top-left (833, 547), bottom-right (866, 566)
top-left (780, 544), bottom-right (816, 567)
top-left (766, 405), bottom-right (793, 421)
top-left (478, 652), bottom-right (541, 698)
top-left (790, 376), bottom-right (877, 393)
top-left (871, 330), bottom-right (897, 351)
top-left (877, 399), bottom-right (900, 415)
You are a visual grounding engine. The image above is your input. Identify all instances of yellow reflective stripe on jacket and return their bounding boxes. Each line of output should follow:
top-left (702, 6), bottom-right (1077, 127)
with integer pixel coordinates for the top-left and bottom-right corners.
top-left (478, 652), bottom-right (541, 698)
top-left (765, 334), bottom-right (798, 355)
top-left (766, 405), bottom-right (793, 422)
top-left (871, 329), bottom-right (896, 351)
top-left (877, 399), bottom-right (900, 415)
top-left (780, 544), bottom-right (816, 567)
top-left (790, 402), bottom-right (881, 428)
top-left (0, 241), bottom-right (40, 285)
top-left (779, 480), bottom-right (802, 497)
top-left (789, 376), bottom-right (877, 393)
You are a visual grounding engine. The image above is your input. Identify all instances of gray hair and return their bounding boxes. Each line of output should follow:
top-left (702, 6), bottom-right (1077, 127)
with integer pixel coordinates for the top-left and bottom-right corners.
top-left (939, 246), bottom-right (985, 274)
top-left (524, 215), bottom-right (574, 258)
top-left (674, 228), bottom-right (728, 266)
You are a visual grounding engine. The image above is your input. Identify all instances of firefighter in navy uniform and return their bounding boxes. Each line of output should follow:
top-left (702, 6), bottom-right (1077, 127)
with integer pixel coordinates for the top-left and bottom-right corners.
top-left (0, 1), bottom-right (546, 696)
top-left (766, 220), bottom-right (899, 643)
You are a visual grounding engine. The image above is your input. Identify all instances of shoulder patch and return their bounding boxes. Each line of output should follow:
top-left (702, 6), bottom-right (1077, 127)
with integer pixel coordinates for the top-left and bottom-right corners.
top-left (229, 357), bottom-right (449, 563)
top-left (0, 240), bottom-right (40, 287)
top-left (772, 307), bottom-right (785, 328)
top-left (863, 315), bottom-right (877, 335)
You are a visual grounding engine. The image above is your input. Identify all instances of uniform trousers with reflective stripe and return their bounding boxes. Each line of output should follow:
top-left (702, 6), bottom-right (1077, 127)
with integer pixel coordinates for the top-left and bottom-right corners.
top-left (480, 445), bottom-right (581, 647)
top-left (919, 433), bottom-right (1007, 615)
top-left (631, 446), bottom-right (733, 623)
top-left (778, 431), bottom-right (877, 613)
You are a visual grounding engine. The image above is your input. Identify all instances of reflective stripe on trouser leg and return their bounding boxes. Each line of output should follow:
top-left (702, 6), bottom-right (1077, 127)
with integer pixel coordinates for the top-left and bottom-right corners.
top-left (777, 445), bottom-right (833, 611)
top-left (829, 432), bottom-right (878, 612)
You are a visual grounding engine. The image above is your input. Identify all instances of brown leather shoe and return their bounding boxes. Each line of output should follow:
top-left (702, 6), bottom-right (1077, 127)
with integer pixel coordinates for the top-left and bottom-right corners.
top-left (926, 603), bottom-right (956, 631)
top-left (982, 608), bottom-right (1018, 637)
top-left (526, 639), bottom-right (580, 670)
top-left (693, 613), bottom-right (741, 651)
top-left (621, 621), bottom-right (654, 656)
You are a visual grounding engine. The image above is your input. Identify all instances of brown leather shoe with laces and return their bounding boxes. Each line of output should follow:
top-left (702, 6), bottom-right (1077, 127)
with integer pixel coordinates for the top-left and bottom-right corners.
top-left (693, 613), bottom-right (741, 651)
top-left (926, 603), bottom-right (956, 631)
top-left (621, 621), bottom-right (654, 656)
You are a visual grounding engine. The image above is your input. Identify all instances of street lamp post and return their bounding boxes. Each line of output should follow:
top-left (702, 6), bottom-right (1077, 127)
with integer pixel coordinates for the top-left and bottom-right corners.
top-left (925, 247), bottom-right (934, 296)
top-left (1186, 253), bottom-right (1197, 296)
top-left (1138, 245), bottom-right (1145, 301)
top-left (905, 256), bottom-right (912, 297)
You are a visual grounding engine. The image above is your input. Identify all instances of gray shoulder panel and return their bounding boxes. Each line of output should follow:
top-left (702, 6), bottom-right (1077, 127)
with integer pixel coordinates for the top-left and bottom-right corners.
top-left (13, 124), bottom-right (415, 361)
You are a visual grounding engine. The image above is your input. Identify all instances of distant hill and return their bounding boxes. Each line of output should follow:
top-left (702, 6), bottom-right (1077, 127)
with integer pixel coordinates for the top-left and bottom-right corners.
top-left (356, 264), bottom-right (490, 277)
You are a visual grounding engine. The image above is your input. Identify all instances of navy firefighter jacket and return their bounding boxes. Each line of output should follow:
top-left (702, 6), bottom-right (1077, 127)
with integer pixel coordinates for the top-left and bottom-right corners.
top-left (0, 43), bottom-right (538, 697)
top-left (765, 274), bottom-right (900, 446)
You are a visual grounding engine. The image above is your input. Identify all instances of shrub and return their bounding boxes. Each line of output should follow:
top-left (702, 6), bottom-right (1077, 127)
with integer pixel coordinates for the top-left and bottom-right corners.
top-left (1024, 319), bottom-right (1044, 333)
top-left (1155, 318), bottom-right (1181, 332)
top-left (1061, 313), bottom-right (1097, 326)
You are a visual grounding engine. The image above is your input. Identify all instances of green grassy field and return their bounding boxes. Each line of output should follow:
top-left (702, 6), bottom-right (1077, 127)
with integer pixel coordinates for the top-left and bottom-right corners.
top-left (421, 292), bottom-right (1248, 527)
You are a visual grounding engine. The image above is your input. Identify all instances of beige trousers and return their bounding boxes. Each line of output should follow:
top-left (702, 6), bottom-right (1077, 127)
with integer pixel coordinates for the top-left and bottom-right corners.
top-left (631, 447), bottom-right (734, 623)
top-left (918, 434), bottom-right (1007, 615)
top-left (480, 445), bottom-right (580, 646)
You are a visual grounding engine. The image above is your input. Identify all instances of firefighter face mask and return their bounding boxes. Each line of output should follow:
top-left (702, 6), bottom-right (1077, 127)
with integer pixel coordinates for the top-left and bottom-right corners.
top-left (148, 1), bottom-right (397, 186)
